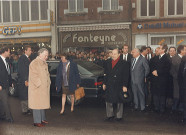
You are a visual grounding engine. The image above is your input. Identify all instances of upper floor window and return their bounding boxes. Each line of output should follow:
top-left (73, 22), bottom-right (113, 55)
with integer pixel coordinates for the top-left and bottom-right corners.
top-left (168, 0), bottom-right (183, 15)
top-left (103, 0), bottom-right (119, 11)
top-left (140, 0), bottom-right (155, 16)
top-left (68, 0), bottom-right (84, 12)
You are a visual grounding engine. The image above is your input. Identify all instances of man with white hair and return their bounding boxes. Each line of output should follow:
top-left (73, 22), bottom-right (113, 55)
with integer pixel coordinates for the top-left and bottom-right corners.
top-left (131, 48), bottom-right (150, 112)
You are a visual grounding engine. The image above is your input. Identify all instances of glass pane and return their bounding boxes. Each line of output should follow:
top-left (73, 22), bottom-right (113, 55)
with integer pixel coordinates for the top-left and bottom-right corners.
top-left (177, 0), bottom-right (183, 15)
top-left (141, 0), bottom-right (147, 16)
top-left (111, 0), bottom-right (118, 10)
top-left (176, 36), bottom-right (186, 45)
top-left (149, 0), bottom-right (155, 16)
top-left (3, 0), bottom-right (10, 22)
top-left (21, 0), bottom-right (29, 21)
top-left (168, 0), bottom-right (175, 15)
top-left (12, 1), bottom-right (20, 22)
top-left (103, 0), bottom-right (110, 10)
top-left (31, 1), bottom-right (39, 20)
top-left (0, 2), bottom-right (1, 23)
top-left (69, 0), bottom-right (76, 12)
top-left (77, 0), bottom-right (83, 12)
top-left (151, 37), bottom-right (174, 45)
top-left (40, 0), bottom-right (48, 20)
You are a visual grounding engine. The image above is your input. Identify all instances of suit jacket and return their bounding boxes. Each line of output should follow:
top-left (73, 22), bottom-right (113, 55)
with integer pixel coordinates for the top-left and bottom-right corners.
top-left (103, 58), bottom-right (129, 103)
top-left (56, 60), bottom-right (81, 92)
top-left (152, 54), bottom-right (171, 96)
top-left (120, 53), bottom-right (133, 65)
top-left (170, 54), bottom-right (182, 99)
top-left (0, 56), bottom-right (10, 90)
top-left (17, 54), bottom-right (30, 100)
top-left (131, 55), bottom-right (150, 85)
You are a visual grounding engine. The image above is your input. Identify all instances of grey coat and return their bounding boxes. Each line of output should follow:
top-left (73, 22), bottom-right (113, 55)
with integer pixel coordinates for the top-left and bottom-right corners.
top-left (131, 56), bottom-right (150, 85)
top-left (170, 54), bottom-right (182, 99)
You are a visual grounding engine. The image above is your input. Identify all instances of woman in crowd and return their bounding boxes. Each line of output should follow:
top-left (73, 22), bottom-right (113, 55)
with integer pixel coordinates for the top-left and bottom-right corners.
top-left (55, 53), bottom-right (80, 114)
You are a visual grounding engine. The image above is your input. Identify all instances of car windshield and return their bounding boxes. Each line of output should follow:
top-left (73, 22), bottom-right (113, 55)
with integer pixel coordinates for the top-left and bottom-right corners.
top-left (75, 60), bottom-right (104, 76)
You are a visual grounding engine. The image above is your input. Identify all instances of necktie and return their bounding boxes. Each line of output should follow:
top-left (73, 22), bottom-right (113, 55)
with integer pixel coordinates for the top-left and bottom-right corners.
top-left (124, 55), bottom-right (126, 61)
top-left (132, 58), bottom-right (136, 70)
top-left (159, 55), bottom-right (161, 59)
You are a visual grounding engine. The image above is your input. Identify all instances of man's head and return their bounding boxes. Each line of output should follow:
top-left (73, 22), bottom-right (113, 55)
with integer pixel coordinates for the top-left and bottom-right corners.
top-left (168, 47), bottom-right (176, 57)
top-left (122, 44), bottom-right (129, 54)
top-left (132, 48), bottom-right (140, 58)
top-left (38, 48), bottom-right (49, 61)
top-left (177, 45), bottom-right (186, 56)
top-left (24, 45), bottom-right (32, 57)
top-left (0, 47), bottom-right (10, 58)
top-left (112, 48), bottom-right (120, 61)
top-left (155, 47), bottom-right (160, 56)
top-left (147, 47), bottom-right (152, 53)
top-left (159, 44), bottom-right (168, 55)
top-left (140, 46), bottom-right (148, 56)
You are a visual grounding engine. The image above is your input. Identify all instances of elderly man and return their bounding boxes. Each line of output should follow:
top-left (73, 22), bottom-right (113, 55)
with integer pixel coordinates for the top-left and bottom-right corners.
top-left (28, 48), bottom-right (51, 127)
top-left (131, 48), bottom-right (150, 111)
top-left (103, 48), bottom-right (129, 121)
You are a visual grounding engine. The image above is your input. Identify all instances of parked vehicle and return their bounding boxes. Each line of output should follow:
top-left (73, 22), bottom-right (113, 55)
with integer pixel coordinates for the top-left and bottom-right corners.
top-left (48, 60), bottom-right (104, 105)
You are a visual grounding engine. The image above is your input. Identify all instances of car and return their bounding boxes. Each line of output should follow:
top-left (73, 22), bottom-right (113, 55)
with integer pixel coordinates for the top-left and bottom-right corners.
top-left (48, 59), bottom-right (104, 105)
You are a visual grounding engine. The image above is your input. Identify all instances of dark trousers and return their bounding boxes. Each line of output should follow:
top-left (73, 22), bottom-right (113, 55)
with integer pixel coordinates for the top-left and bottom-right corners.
top-left (0, 89), bottom-right (12, 120)
top-left (153, 94), bottom-right (166, 112)
top-left (106, 102), bottom-right (123, 118)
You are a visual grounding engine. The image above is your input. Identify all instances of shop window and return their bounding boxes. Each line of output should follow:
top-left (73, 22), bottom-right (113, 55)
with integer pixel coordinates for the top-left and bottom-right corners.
top-left (140, 0), bottom-right (155, 17)
top-left (31, 1), bottom-right (39, 21)
top-left (176, 36), bottom-right (186, 45)
top-left (151, 37), bottom-right (174, 45)
top-left (21, 0), bottom-right (29, 21)
top-left (103, 0), bottom-right (119, 10)
top-left (168, 0), bottom-right (183, 15)
top-left (2, 0), bottom-right (10, 22)
top-left (12, 1), bottom-right (20, 22)
top-left (40, 0), bottom-right (48, 20)
top-left (68, 0), bottom-right (84, 12)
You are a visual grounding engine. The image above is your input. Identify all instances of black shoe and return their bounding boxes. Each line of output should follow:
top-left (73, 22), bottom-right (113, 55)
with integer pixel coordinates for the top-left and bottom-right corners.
top-left (22, 112), bottom-right (28, 115)
top-left (104, 116), bottom-right (114, 122)
top-left (115, 118), bottom-right (123, 122)
top-left (6, 118), bottom-right (14, 123)
top-left (181, 118), bottom-right (186, 125)
top-left (140, 109), bottom-right (147, 113)
top-left (27, 110), bottom-right (32, 115)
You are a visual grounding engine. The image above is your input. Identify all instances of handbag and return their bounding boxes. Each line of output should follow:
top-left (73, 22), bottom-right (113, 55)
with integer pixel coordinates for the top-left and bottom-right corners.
top-left (119, 88), bottom-right (133, 103)
top-left (75, 87), bottom-right (85, 100)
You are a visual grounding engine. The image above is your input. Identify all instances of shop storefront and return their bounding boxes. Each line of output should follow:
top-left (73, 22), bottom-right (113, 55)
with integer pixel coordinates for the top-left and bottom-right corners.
top-left (0, 23), bottom-right (52, 53)
top-left (58, 23), bottom-right (131, 53)
top-left (132, 20), bottom-right (186, 51)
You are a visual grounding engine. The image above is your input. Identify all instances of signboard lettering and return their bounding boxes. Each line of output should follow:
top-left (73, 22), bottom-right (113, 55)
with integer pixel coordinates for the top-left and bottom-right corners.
top-left (2, 26), bottom-right (22, 35)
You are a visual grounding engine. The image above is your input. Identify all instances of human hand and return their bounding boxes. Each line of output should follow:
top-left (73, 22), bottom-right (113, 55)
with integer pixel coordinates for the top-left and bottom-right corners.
top-left (77, 84), bottom-right (80, 88)
top-left (152, 70), bottom-right (158, 76)
top-left (0, 86), bottom-right (2, 91)
top-left (103, 84), bottom-right (106, 91)
top-left (123, 87), bottom-right (127, 92)
top-left (25, 81), bottom-right (29, 87)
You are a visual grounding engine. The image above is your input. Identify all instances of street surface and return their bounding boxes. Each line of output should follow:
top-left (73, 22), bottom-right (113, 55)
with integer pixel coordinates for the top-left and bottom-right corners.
top-left (0, 96), bottom-right (186, 135)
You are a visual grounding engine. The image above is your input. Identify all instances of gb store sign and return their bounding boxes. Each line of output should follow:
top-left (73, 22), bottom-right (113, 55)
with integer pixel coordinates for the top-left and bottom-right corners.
top-left (2, 26), bottom-right (22, 35)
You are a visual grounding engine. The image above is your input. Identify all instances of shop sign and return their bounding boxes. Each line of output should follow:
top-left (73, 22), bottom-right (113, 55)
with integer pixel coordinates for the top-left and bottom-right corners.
top-left (62, 30), bottom-right (128, 47)
top-left (137, 22), bottom-right (186, 29)
top-left (2, 26), bottom-right (22, 35)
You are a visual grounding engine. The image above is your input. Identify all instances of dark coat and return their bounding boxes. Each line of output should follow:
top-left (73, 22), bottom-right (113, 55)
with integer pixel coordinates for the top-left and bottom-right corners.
top-left (120, 53), bottom-right (133, 65)
top-left (55, 60), bottom-right (81, 93)
top-left (103, 58), bottom-right (129, 103)
top-left (151, 54), bottom-right (171, 96)
top-left (17, 54), bottom-right (30, 100)
top-left (0, 56), bottom-right (10, 90)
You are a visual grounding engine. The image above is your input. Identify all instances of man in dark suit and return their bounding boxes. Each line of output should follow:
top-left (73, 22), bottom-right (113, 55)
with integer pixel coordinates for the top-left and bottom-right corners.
top-left (131, 48), bottom-right (150, 111)
top-left (103, 48), bottom-right (129, 121)
top-left (152, 44), bottom-right (171, 113)
top-left (18, 45), bottom-right (32, 115)
top-left (120, 44), bottom-right (133, 65)
top-left (0, 47), bottom-right (13, 122)
top-left (170, 45), bottom-right (186, 112)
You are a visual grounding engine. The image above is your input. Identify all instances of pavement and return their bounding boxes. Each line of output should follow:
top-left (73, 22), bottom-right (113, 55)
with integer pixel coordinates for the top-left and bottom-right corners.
top-left (0, 96), bottom-right (186, 135)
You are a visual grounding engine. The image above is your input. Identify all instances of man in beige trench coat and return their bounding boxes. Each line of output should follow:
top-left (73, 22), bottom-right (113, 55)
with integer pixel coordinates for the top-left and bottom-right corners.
top-left (28, 48), bottom-right (51, 127)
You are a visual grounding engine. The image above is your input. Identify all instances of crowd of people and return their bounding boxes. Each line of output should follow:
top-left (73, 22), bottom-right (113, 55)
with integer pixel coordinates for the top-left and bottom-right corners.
top-left (0, 43), bottom-right (186, 127)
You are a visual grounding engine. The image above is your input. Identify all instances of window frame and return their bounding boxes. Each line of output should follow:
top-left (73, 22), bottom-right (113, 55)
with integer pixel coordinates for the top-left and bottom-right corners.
top-left (102, 0), bottom-right (119, 11)
top-left (68, 0), bottom-right (84, 13)
top-left (167, 0), bottom-right (184, 16)
top-left (139, 0), bottom-right (156, 17)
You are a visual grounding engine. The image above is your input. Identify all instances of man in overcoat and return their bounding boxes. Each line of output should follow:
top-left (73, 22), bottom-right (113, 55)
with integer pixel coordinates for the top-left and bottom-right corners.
top-left (17, 45), bottom-right (32, 115)
top-left (28, 48), bottom-right (51, 127)
top-left (152, 44), bottom-right (171, 113)
top-left (103, 48), bottom-right (129, 121)
top-left (170, 45), bottom-right (186, 111)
